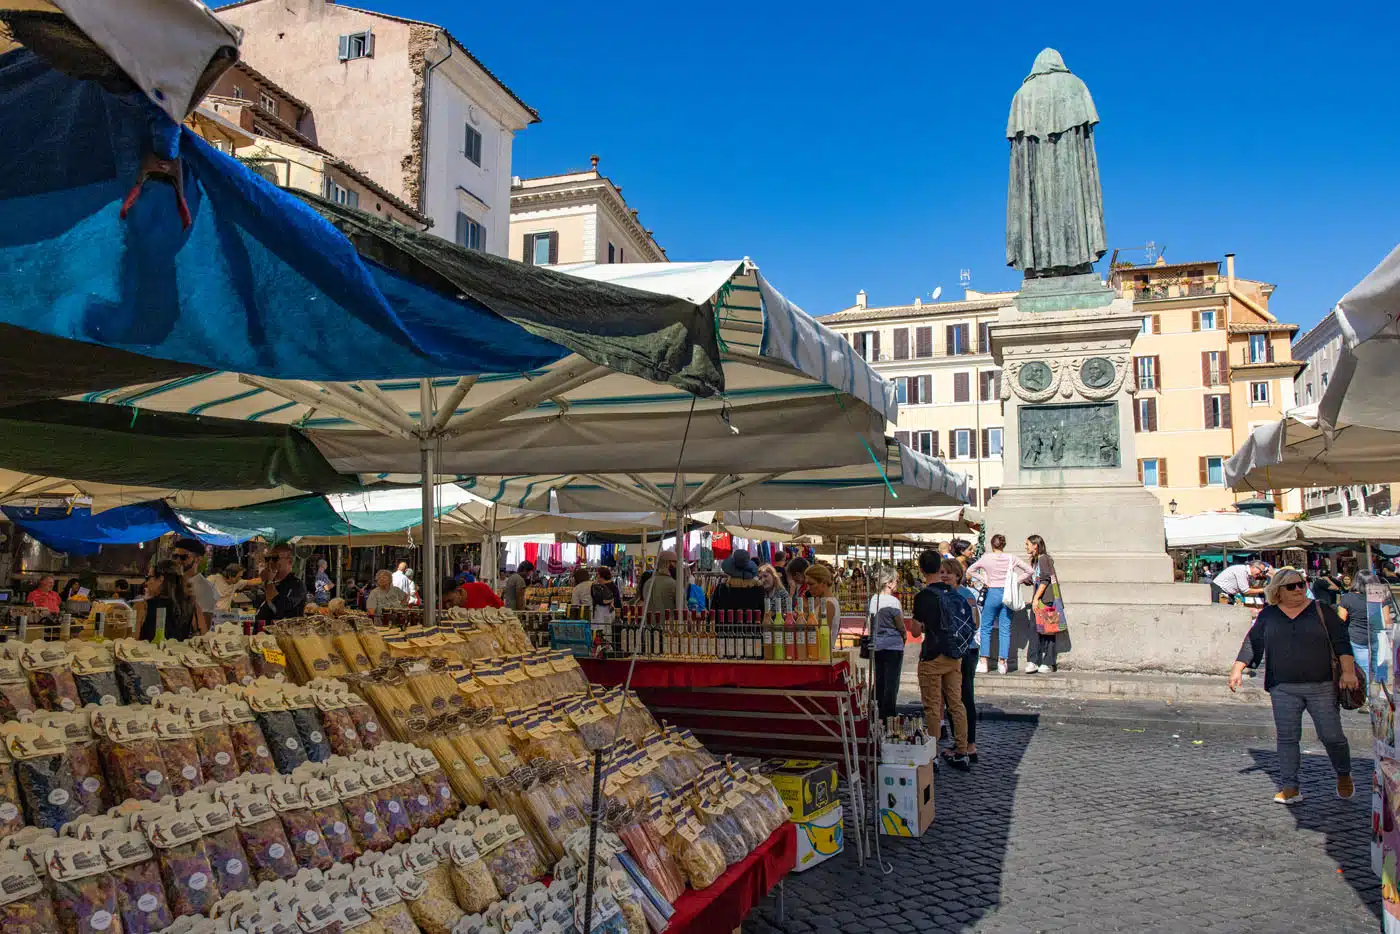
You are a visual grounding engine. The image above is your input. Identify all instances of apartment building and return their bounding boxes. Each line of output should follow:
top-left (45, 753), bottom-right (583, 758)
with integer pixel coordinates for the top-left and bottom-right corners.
top-left (509, 156), bottom-right (667, 267)
top-left (217, 0), bottom-right (538, 254)
top-left (824, 289), bottom-right (1017, 508)
top-left (1108, 253), bottom-right (1303, 515)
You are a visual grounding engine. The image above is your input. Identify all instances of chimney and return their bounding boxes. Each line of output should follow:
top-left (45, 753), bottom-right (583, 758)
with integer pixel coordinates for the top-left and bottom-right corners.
top-left (856, 290), bottom-right (867, 309)
top-left (1225, 252), bottom-right (1236, 287)
top-left (914, 297), bottom-right (922, 308)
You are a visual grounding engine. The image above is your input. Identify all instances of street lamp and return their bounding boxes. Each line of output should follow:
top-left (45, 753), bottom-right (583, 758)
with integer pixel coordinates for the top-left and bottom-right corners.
top-left (1169, 499), bottom-right (1178, 514)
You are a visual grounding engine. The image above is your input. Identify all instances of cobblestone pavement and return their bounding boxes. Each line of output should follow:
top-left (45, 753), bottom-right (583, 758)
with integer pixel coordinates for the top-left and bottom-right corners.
top-left (745, 718), bottom-right (1379, 934)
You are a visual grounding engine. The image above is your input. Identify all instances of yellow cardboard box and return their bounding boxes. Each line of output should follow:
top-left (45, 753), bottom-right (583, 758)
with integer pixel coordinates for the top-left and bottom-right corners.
top-left (761, 758), bottom-right (838, 820)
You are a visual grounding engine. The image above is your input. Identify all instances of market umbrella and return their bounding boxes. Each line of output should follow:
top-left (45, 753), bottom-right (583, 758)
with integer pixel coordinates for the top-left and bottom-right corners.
top-left (1163, 511), bottom-right (1295, 549)
top-left (1224, 403), bottom-right (1400, 491)
top-left (778, 505), bottom-right (983, 540)
top-left (1238, 515), bottom-right (1400, 550)
top-left (1316, 244), bottom-right (1400, 434)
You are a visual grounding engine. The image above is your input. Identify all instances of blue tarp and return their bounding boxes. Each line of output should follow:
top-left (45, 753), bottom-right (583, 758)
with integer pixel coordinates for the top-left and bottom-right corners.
top-left (1, 500), bottom-right (229, 555)
top-left (0, 49), bottom-right (572, 383)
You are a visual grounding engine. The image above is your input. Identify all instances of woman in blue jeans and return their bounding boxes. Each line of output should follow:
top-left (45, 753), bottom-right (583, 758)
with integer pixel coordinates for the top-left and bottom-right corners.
top-left (965, 534), bottom-right (1033, 675)
top-left (1229, 567), bottom-right (1359, 805)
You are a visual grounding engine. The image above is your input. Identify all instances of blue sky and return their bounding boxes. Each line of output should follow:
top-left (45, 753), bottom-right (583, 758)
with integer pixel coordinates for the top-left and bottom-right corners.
top-left (371, 0), bottom-right (1399, 330)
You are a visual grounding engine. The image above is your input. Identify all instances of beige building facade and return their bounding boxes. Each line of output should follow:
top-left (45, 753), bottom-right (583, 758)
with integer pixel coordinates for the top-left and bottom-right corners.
top-left (826, 252), bottom-right (1305, 516)
top-left (217, 0), bottom-right (538, 253)
top-left (824, 290), bottom-right (1016, 508)
top-left (509, 157), bottom-right (667, 266)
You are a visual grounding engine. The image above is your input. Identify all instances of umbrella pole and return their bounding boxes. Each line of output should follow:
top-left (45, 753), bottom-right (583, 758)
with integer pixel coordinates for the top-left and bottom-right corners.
top-left (419, 381), bottom-right (437, 622)
top-left (1367, 540), bottom-right (1376, 573)
top-left (675, 478), bottom-right (686, 613)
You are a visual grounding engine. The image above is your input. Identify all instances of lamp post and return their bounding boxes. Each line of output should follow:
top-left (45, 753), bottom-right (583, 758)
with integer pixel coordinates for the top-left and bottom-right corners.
top-left (1168, 499), bottom-right (1178, 514)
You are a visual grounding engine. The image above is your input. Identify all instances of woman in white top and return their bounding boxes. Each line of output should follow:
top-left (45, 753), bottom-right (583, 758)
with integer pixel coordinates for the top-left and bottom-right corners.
top-left (866, 566), bottom-right (906, 719)
top-left (365, 569), bottom-right (408, 615)
top-left (803, 564), bottom-right (843, 654)
top-left (569, 567), bottom-right (594, 608)
top-left (208, 564), bottom-right (256, 611)
top-left (965, 534), bottom-right (1033, 675)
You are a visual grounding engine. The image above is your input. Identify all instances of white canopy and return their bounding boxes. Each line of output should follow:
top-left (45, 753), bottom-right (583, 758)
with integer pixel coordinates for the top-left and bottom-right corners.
top-left (0, 0), bottom-right (241, 122)
top-left (1163, 511), bottom-right (1295, 549)
top-left (778, 506), bottom-right (983, 540)
top-left (1238, 515), bottom-right (1400, 550)
top-left (1317, 244), bottom-right (1400, 434)
top-left (1224, 403), bottom-right (1400, 491)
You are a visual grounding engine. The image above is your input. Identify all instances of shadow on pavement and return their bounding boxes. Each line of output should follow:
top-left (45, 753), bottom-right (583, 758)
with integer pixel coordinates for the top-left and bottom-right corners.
top-left (744, 715), bottom-right (1038, 933)
top-left (1245, 747), bottom-right (1381, 920)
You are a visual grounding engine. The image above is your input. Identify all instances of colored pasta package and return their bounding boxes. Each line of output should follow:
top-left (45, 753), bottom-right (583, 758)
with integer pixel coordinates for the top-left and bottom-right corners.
top-left (203, 632), bottom-right (255, 687)
top-left (363, 768), bottom-right (411, 844)
top-left (143, 809), bottom-right (221, 917)
top-left (285, 694), bottom-right (331, 763)
top-left (0, 659), bottom-right (37, 723)
top-left (69, 658), bottom-right (120, 712)
top-left (408, 747), bottom-right (459, 825)
top-left (152, 709), bottom-right (205, 796)
top-left (220, 698), bottom-right (276, 775)
top-left (312, 694), bottom-right (362, 758)
top-left (355, 875), bottom-right (415, 934)
top-left (99, 829), bottom-right (173, 934)
top-left (249, 695), bottom-right (308, 775)
top-left (382, 755), bottom-right (432, 834)
top-left (615, 811), bottom-right (684, 904)
top-left (0, 744), bottom-right (24, 839)
top-left (32, 711), bottom-right (107, 817)
top-left (0, 848), bottom-right (60, 934)
top-left (301, 777), bottom-right (359, 864)
top-left (266, 778), bottom-right (333, 871)
top-left (185, 700), bottom-right (240, 784)
top-left (474, 814), bottom-right (544, 897)
top-left (179, 647), bottom-right (229, 692)
top-left (153, 650), bottom-right (196, 697)
top-left (42, 838), bottom-right (119, 934)
top-left (0, 721), bottom-right (80, 831)
top-left (248, 634), bottom-right (287, 680)
top-left (227, 791), bottom-right (299, 882)
top-left (113, 640), bottom-right (166, 705)
top-left (20, 644), bottom-right (79, 713)
top-left (330, 769), bottom-right (392, 854)
top-left (445, 835), bottom-right (499, 914)
top-left (187, 799), bottom-right (253, 895)
top-left (343, 696), bottom-right (385, 750)
top-left (396, 844), bottom-right (463, 934)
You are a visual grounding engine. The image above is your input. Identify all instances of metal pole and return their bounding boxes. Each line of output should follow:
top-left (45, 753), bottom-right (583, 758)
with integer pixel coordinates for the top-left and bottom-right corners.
top-left (675, 474), bottom-right (686, 612)
top-left (419, 380), bottom-right (437, 623)
top-left (582, 747), bottom-right (604, 934)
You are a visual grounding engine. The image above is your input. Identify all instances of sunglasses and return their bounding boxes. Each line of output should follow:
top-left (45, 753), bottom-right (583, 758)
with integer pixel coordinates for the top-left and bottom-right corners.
top-left (1281, 581), bottom-right (1307, 592)
top-left (172, 552), bottom-right (195, 561)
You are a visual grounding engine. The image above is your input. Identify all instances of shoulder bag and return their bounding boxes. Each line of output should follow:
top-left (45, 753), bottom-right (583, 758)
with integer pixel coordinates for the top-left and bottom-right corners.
top-left (1003, 559), bottom-right (1026, 612)
top-left (1316, 603), bottom-right (1367, 710)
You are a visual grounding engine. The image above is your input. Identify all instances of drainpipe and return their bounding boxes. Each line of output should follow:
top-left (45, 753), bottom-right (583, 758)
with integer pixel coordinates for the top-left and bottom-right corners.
top-left (418, 35), bottom-right (454, 219)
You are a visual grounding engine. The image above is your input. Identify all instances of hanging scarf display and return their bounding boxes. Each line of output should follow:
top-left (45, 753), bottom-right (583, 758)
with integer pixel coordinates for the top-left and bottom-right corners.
top-left (711, 533), bottom-right (733, 561)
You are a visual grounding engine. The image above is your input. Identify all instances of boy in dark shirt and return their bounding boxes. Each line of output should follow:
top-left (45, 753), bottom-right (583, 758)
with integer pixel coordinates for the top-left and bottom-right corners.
top-left (910, 551), bottom-right (971, 770)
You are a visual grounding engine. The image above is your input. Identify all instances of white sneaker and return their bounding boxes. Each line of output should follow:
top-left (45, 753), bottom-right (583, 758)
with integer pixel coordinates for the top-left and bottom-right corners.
top-left (997, 660), bottom-right (1009, 675)
top-left (1024, 663), bottom-right (1040, 673)
top-left (975, 658), bottom-right (989, 674)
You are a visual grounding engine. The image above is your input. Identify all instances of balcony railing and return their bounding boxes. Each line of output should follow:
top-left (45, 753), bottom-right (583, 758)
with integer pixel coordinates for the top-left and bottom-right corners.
top-left (1121, 279), bottom-right (1225, 300)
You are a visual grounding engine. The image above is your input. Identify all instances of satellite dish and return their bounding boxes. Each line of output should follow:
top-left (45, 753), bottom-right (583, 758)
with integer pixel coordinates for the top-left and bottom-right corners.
top-left (931, 286), bottom-right (943, 301)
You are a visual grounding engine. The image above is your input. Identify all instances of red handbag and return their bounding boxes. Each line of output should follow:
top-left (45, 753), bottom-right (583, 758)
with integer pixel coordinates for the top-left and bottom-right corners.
top-left (1034, 602), bottom-right (1061, 635)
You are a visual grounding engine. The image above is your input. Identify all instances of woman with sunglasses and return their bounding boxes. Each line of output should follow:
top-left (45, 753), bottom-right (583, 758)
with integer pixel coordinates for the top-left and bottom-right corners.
top-left (1229, 567), bottom-right (1357, 805)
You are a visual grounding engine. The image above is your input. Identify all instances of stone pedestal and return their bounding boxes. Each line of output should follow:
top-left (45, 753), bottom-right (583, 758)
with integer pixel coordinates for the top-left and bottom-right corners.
top-left (984, 279), bottom-right (1220, 621)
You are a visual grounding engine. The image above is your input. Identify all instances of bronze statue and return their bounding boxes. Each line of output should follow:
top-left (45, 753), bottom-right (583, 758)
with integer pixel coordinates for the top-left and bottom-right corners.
top-left (1006, 49), bottom-right (1107, 279)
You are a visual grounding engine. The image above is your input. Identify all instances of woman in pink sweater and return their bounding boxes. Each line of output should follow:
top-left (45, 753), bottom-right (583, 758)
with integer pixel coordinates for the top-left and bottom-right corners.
top-left (965, 534), bottom-right (1033, 674)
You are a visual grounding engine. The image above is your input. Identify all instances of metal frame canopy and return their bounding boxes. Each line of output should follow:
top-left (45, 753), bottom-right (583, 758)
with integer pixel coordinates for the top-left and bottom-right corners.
top-left (1163, 511), bottom-right (1295, 549)
top-left (1238, 515), bottom-right (1400, 550)
top-left (778, 506), bottom-right (983, 540)
top-left (1316, 244), bottom-right (1400, 435)
top-left (1224, 403), bottom-right (1400, 491)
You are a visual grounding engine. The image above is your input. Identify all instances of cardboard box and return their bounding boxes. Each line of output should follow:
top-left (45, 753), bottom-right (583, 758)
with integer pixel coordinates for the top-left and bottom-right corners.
top-left (793, 800), bottom-right (843, 873)
top-left (878, 762), bottom-right (935, 838)
top-left (761, 759), bottom-right (838, 820)
top-left (881, 736), bottom-right (935, 767)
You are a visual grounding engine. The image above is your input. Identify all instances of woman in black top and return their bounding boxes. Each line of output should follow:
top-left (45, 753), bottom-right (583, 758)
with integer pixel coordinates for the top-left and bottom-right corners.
top-left (137, 561), bottom-right (198, 642)
top-left (710, 550), bottom-right (766, 615)
top-left (1229, 567), bottom-right (1358, 805)
top-left (1337, 570), bottom-right (1374, 679)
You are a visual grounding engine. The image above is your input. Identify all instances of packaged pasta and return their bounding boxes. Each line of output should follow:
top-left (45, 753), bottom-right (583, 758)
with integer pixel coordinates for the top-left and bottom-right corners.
top-left (357, 677), bottom-right (419, 743)
top-left (364, 767), bottom-right (411, 844)
top-left (330, 630), bottom-right (372, 674)
top-left (153, 709), bottom-right (205, 796)
top-left (280, 622), bottom-right (347, 681)
top-left (0, 722), bottom-right (80, 831)
top-left (177, 647), bottom-right (228, 692)
top-left (220, 698), bottom-right (276, 776)
top-left (0, 849), bottom-right (60, 934)
top-left (0, 659), bottom-right (37, 723)
top-left (113, 640), bottom-right (165, 705)
top-left (445, 834), bottom-right (499, 914)
top-left (42, 838), bottom-right (119, 934)
top-left (248, 634), bottom-right (287, 681)
top-left (144, 808), bottom-right (221, 917)
top-left (249, 692), bottom-right (307, 775)
top-left (181, 698), bottom-right (239, 784)
top-left (330, 768), bottom-right (392, 854)
top-left (100, 829), bottom-right (173, 934)
top-left (204, 632), bottom-right (255, 687)
top-left (471, 715), bottom-right (523, 776)
top-left (403, 668), bottom-right (463, 721)
top-left (32, 711), bottom-right (106, 817)
top-left (424, 733), bottom-right (483, 807)
top-left (285, 694), bottom-right (331, 764)
top-left (343, 696), bottom-right (385, 750)
top-left (69, 647), bottom-right (121, 710)
top-left (615, 811), bottom-right (684, 903)
top-left (408, 747), bottom-right (459, 825)
top-left (310, 692), bottom-right (362, 758)
top-left (227, 791), bottom-right (298, 882)
top-left (20, 644), bottom-right (79, 713)
top-left (396, 844), bottom-right (463, 934)
top-left (355, 874), bottom-right (415, 934)
top-left (153, 650), bottom-right (196, 697)
top-left (663, 809), bottom-right (725, 890)
top-left (187, 799), bottom-right (252, 896)
top-left (474, 814), bottom-right (544, 897)
top-left (267, 778), bottom-right (333, 871)
top-left (0, 744), bottom-right (24, 840)
top-left (301, 778), bottom-right (358, 864)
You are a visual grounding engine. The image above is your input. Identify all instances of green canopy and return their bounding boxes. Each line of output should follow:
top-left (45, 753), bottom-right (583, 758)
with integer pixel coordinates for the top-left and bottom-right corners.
top-left (175, 494), bottom-right (452, 542)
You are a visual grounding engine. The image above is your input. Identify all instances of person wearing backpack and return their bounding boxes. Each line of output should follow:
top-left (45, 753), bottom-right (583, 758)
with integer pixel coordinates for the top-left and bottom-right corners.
top-left (909, 551), bottom-right (974, 772)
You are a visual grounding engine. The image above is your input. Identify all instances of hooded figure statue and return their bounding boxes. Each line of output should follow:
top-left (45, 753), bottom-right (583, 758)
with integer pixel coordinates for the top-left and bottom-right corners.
top-left (1006, 49), bottom-right (1107, 279)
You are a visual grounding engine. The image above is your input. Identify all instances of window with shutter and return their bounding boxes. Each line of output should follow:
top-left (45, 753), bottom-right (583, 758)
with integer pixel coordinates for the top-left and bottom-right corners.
top-left (1222, 399), bottom-right (1232, 429)
top-left (968, 429), bottom-right (978, 459)
top-left (1192, 309), bottom-right (1200, 331)
top-left (981, 428), bottom-right (989, 456)
top-left (547, 231), bottom-right (559, 265)
top-left (1160, 458), bottom-right (1168, 487)
top-left (1137, 459), bottom-right (1144, 484)
top-left (945, 325), bottom-right (955, 356)
top-left (894, 378), bottom-right (908, 405)
top-left (523, 233), bottom-right (536, 265)
top-left (895, 431), bottom-right (911, 448)
top-left (893, 329), bottom-right (909, 360)
top-left (1152, 315), bottom-right (1161, 334)
top-left (953, 372), bottom-right (970, 403)
top-left (968, 488), bottom-right (978, 507)
top-left (979, 322), bottom-right (992, 353)
top-left (1153, 355), bottom-right (1162, 390)
top-left (464, 124), bottom-right (483, 166)
top-left (919, 375), bottom-right (933, 404)
top-left (915, 327), bottom-right (933, 358)
top-left (1199, 457), bottom-right (1208, 487)
top-left (872, 331), bottom-right (881, 360)
top-left (979, 370), bottom-right (1001, 402)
